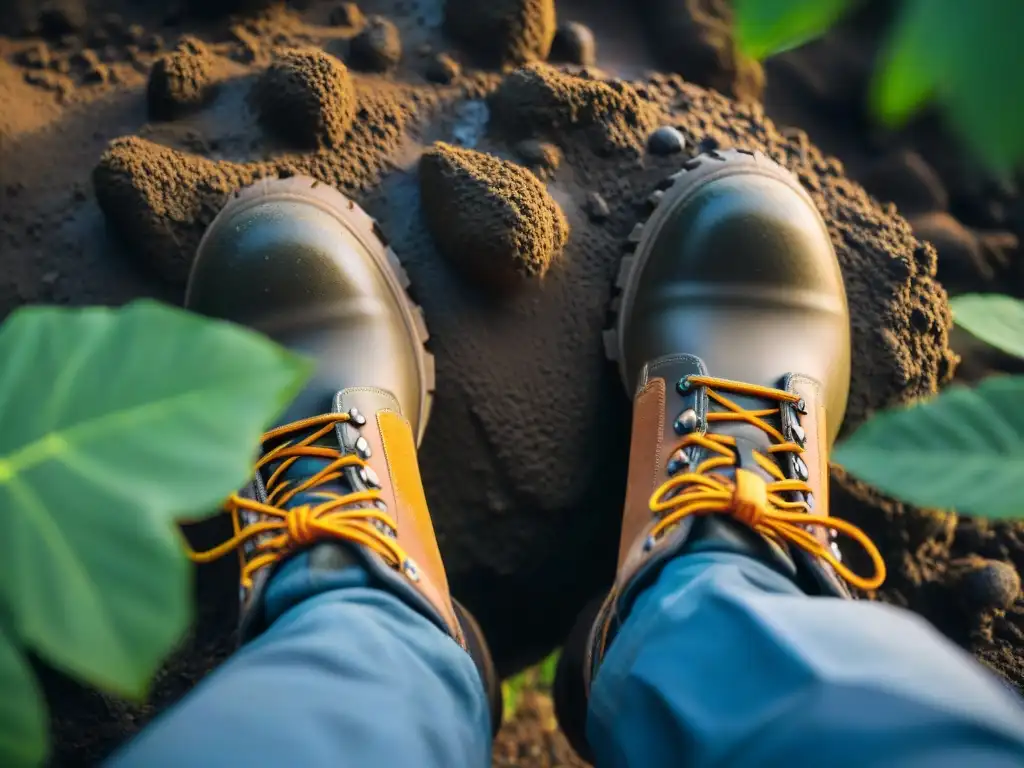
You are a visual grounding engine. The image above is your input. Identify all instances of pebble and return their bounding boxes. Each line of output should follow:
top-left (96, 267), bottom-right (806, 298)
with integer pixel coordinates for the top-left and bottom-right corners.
top-left (550, 21), bottom-right (596, 67)
top-left (950, 557), bottom-right (1021, 612)
top-left (585, 191), bottom-right (610, 222)
top-left (647, 125), bottom-right (686, 156)
top-left (513, 139), bottom-right (562, 177)
top-left (425, 52), bottom-right (460, 84)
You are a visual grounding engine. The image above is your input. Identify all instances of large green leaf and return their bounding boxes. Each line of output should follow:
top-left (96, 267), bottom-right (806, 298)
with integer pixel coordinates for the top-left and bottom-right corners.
top-left (833, 376), bottom-right (1024, 518)
top-left (872, 0), bottom-right (1024, 171)
top-left (0, 626), bottom-right (46, 768)
top-left (0, 300), bottom-right (312, 699)
top-left (733, 0), bottom-right (852, 60)
top-left (951, 294), bottom-right (1024, 360)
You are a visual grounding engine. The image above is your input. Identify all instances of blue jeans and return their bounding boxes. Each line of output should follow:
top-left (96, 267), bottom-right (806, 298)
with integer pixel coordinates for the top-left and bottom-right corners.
top-left (110, 551), bottom-right (1024, 767)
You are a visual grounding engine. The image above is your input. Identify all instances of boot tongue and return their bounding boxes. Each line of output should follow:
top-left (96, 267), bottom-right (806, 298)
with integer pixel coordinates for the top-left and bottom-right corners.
top-left (259, 431), bottom-right (355, 512)
top-left (692, 391), bottom-right (783, 484)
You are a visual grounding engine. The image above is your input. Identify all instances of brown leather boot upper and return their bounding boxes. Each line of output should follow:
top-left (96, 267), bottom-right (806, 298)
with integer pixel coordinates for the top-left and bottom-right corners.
top-left (590, 149), bottom-right (886, 681)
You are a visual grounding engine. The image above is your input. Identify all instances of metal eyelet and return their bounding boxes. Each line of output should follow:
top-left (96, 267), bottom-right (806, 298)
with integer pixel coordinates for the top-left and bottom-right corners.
top-left (676, 376), bottom-right (692, 395)
top-left (355, 436), bottom-right (372, 459)
top-left (793, 455), bottom-right (809, 481)
top-left (348, 408), bottom-right (367, 427)
top-left (791, 422), bottom-right (806, 446)
top-left (666, 448), bottom-right (690, 475)
top-left (403, 558), bottom-right (421, 582)
top-left (358, 465), bottom-right (381, 489)
top-left (643, 535), bottom-right (657, 552)
top-left (805, 492), bottom-right (815, 510)
top-left (674, 408), bottom-right (699, 435)
top-left (794, 398), bottom-right (807, 415)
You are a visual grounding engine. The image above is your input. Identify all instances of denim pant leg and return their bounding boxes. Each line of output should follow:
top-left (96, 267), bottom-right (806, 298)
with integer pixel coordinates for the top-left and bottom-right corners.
top-left (589, 551), bottom-right (1024, 768)
top-left (108, 552), bottom-right (492, 768)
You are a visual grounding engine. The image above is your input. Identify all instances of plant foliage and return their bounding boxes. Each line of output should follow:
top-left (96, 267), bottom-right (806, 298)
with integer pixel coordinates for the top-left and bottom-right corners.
top-left (734, 0), bottom-right (1024, 172)
top-left (833, 376), bottom-right (1024, 517)
top-left (0, 301), bottom-right (311, 767)
top-left (951, 294), bottom-right (1024, 361)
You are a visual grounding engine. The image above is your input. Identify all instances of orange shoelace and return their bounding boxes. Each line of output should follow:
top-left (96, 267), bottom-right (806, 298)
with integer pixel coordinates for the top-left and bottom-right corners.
top-left (649, 375), bottom-right (886, 591)
top-left (187, 413), bottom-right (409, 589)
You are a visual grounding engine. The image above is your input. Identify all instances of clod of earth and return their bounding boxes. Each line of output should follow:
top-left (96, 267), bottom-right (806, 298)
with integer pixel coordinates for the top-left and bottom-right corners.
top-left (418, 142), bottom-right (569, 292)
top-left (444, 0), bottom-right (557, 68)
top-left (489, 63), bottom-right (657, 155)
top-left (147, 36), bottom-right (215, 121)
top-left (348, 15), bottom-right (402, 73)
top-left (635, 0), bottom-right (764, 103)
top-left (949, 557), bottom-right (1022, 614)
top-left (252, 47), bottom-right (357, 149)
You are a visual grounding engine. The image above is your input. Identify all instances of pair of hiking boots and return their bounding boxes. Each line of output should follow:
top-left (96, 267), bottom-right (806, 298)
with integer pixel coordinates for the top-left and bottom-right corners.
top-left (185, 149), bottom-right (885, 757)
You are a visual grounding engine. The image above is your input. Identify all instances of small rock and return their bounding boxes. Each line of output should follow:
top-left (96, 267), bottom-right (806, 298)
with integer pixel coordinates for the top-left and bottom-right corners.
top-left (329, 2), bottom-right (364, 27)
top-left (696, 135), bottom-right (720, 154)
top-left (513, 139), bottom-right (561, 177)
top-left (860, 150), bottom-right (949, 215)
top-left (550, 21), bottom-right (596, 66)
top-left (445, 0), bottom-right (557, 67)
top-left (348, 15), bottom-right (402, 72)
top-left (647, 125), bottom-right (686, 156)
top-left (585, 191), bottom-right (610, 222)
top-left (425, 52), bottom-right (460, 84)
top-left (949, 557), bottom-right (1021, 612)
top-left (17, 43), bottom-right (52, 69)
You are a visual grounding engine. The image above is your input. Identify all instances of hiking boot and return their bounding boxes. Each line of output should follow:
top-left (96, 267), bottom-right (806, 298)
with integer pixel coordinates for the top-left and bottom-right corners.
top-left (183, 176), bottom-right (502, 733)
top-left (554, 149), bottom-right (886, 760)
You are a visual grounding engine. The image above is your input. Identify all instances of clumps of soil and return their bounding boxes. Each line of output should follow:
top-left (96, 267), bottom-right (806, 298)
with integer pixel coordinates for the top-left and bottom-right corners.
top-left (489, 63), bottom-right (657, 155)
top-left (252, 47), bottom-right (356, 149)
top-left (147, 36), bottom-right (215, 121)
top-left (93, 138), bottom-right (262, 284)
top-left (637, 0), bottom-right (764, 103)
top-left (419, 142), bottom-right (569, 292)
top-left (348, 15), bottom-right (401, 73)
top-left (949, 556), bottom-right (1021, 614)
top-left (445, 0), bottom-right (556, 68)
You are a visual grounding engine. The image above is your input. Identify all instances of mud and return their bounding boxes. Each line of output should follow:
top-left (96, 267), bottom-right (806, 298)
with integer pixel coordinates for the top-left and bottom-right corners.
top-left (0, 0), bottom-right (1021, 765)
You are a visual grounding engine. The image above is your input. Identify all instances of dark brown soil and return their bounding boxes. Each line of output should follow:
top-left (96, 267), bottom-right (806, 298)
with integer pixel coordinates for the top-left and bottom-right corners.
top-left (1, 0), bottom-right (1021, 765)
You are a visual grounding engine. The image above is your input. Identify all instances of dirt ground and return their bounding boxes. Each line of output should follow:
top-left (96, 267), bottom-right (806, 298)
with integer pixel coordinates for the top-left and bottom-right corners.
top-left (1, 0), bottom-right (1023, 765)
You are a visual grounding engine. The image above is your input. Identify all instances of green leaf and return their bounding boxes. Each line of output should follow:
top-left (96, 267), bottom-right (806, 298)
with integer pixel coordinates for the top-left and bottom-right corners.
top-left (870, 0), bottom-right (941, 125)
top-left (833, 376), bottom-right (1024, 518)
top-left (951, 294), bottom-right (1024, 360)
top-left (871, 0), bottom-right (1024, 171)
top-left (0, 301), bottom-right (312, 699)
top-left (0, 626), bottom-right (47, 768)
top-left (733, 0), bottom-right (851, 60)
